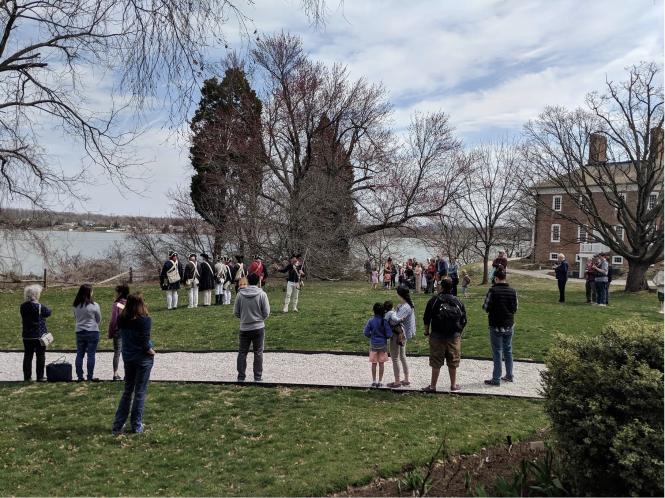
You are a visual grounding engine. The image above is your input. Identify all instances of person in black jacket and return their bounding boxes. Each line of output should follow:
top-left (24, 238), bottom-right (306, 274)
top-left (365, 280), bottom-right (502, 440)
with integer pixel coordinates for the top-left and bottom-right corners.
top-left (198, 253), bottom-right (216, 306)
top-left (19, 284), bottom-right (52, 381)
top-left (279, 255), bottom-right (305, 313)
top-left (482, 266), bottom-right (518, 386)
top-left (421, 278), bottom-right (467, 393)
top-left (553, 253), bottom-right (568, 303)
top-left (159, 251), bottom-right (183, 310)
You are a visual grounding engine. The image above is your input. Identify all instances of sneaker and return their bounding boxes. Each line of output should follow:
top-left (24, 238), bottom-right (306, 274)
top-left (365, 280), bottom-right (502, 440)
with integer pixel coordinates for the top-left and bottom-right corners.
top-left (254, 377), bottom-right (263, 382)
top-left (88, 378), bottom-right (101, 382)
top-left (501, 376), bottom-right (514, 382)
top-left (484, 379), bottom-right (500, 386)
top-left (112, 429), bottom-right (122, 436)
top-left (36, 378), bottom-right (47, 383)
top-left (131, 424), bottom-right (144, 434)
top-left (420, 385), bottom-right (436, 393)
top-left (370, 382), bottom-right (378, 388)
top-left (237, 376), bottom-right (245, 382)
top-left (450, 384), bottom-right (462, 392)
top-left (282, 308), bottom-right (289, 313)
top-left (376, 382), bottom-right (383, 388)
top-left (293, 308), bottom-right (299, 313)
top-left (112, 375), bottom-right (122, 381)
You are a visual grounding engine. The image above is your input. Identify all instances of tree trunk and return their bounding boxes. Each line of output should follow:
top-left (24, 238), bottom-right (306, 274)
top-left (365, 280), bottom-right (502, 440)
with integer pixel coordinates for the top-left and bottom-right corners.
top-left (213, 229), bottom-right (224, 261)
top-left (481, 253), bottom-right (489, 285)
top-left (625, 259), bottom-right (650, 292)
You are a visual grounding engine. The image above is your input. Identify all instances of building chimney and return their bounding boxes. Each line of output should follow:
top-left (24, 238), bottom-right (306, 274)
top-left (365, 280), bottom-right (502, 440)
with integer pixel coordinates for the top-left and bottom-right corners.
top-left (650, 127), bottom-right (663, 168)
top-left (588, 133), bottom-right (607, 164)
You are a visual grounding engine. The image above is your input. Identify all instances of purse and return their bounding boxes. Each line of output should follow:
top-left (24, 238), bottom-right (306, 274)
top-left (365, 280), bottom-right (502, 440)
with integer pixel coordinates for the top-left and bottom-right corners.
top-left (35, 304), bottom-right (54, 346)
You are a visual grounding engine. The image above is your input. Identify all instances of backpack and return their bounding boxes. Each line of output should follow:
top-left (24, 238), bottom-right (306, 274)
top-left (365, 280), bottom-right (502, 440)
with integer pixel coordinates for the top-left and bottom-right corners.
top-left (433, 295), bottom-right (465, 335)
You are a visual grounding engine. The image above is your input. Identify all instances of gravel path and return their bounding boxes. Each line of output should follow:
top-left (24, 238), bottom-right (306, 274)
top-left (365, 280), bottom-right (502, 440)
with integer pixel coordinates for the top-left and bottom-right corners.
top-left (0, 351), bottom-right (545, 398)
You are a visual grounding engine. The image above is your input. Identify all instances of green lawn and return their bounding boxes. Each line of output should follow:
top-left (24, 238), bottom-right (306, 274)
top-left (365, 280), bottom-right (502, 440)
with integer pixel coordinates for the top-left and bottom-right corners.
top-left (0, 382), bottom-right (547, 496)
top-left (2, 276), bottom-right (660, 361)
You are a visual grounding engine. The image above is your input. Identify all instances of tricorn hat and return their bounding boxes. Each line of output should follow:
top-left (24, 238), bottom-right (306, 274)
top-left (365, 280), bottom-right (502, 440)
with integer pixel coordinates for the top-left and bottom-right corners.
top-left (168, 250), bottom-right (178, 258)
top-left (188, 253), bottom-right (196, 258)
top-left (235, 255), bottom-right (244, 262)
top-left (200, 253), bottom-right (210, 260)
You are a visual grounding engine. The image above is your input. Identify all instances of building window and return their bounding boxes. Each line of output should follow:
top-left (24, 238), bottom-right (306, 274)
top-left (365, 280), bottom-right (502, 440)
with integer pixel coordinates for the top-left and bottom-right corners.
top-left (615, 226), bottom-right (624, 241)
top-left (575, 254), bottom-right (581, 262)
top-left (578, 225), bottom-right (588, 243)
top-left (551, 224), bottom-right (561, 242)
top-left (552, 195), bottom-right (562, 212)
top-left (649, 192), bottom-right (658, 210)
top-left (550, 253), bottom-right (559, 261)
top-left (612, 256), bottom-right (624, 265)
top-left (618, 192), bottom-right (626, 203)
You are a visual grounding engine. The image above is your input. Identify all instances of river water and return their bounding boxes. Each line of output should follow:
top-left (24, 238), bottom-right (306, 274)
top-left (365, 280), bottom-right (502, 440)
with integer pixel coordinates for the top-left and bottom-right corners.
top-left (1, 230), bottom-right (441, 276)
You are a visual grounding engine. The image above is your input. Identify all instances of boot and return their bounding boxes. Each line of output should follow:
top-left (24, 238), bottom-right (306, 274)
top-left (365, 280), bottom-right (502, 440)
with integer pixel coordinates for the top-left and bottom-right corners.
top-left (215, 294), bottom-right (221, 305)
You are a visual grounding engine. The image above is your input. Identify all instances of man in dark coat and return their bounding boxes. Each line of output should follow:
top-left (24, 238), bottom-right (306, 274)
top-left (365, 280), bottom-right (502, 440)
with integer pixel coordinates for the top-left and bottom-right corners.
top-left (159, 250), bottom-right (183, 310)
top-left (198, 253), bottom-right (216, 306)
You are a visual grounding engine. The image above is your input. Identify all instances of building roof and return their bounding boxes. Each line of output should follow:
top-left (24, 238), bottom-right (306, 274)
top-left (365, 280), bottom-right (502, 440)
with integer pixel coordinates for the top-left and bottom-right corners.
top-left (533, 161), bottom-right (659, 190)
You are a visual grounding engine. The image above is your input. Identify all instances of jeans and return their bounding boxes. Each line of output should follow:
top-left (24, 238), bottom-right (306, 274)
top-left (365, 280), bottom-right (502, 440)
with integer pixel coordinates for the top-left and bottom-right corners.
top-left (237, 328), bottom-right (264, 380)
top-left (595, 281), bottom-right (608, 305)
top-left (557, 279), bottom-right (566, 302)
top-left (75, 330), bottom-right (99, 380)
top-left (112, 335), bottom-right (122, 374)
top-left (489, 327), bottom-right (514, 382)
top-left (112, 356), bottom-right (154, 433)
top-left (23, 339), bottom-right (46, 380)
top-left (585, 280), bottom-right (596, 303)
top-left (389, 335), bottom-right (409, 381)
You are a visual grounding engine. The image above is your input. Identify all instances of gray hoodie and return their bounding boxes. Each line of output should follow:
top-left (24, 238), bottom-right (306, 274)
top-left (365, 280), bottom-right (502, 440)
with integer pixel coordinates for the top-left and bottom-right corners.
top-left (234, 286), bottom-right (270, 331)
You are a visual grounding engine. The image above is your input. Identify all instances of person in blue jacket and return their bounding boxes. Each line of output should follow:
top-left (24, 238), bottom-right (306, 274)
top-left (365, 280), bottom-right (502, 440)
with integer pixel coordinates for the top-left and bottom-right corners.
top-left (363, 303), bottom-right (393, 388)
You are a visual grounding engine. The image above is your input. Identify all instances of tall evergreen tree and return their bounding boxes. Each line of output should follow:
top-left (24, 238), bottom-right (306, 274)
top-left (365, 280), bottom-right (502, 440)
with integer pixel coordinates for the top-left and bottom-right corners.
top-left (189, 67), bottom-right (263, 258)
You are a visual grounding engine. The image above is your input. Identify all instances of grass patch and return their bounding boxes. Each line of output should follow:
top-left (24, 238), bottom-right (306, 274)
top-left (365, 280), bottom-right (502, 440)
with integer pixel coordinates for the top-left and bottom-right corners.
top-left (1, 276), bottom-right (660, 361)
top-left (0, 382), bottom-right (546, 496)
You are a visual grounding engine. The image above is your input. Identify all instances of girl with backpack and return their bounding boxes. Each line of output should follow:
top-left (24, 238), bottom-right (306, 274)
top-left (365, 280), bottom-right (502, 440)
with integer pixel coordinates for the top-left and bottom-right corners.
top-left (363, 302), bottom-right (393, 387)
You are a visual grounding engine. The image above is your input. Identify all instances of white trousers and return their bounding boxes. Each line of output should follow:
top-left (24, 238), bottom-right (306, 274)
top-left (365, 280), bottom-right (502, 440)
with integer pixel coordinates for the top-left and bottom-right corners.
top-left (188, 286), bottom-right (199, 307)
top-left (283, 281), bottom-right (300, 312)
top-left (216, 282), bottom-right (224, 294)
top-left (223, 289), bottom-right (231, 305)
top-left (165, 289), bottom-right (178, 309)
top-left (202, 289), bottom-right (212, 306)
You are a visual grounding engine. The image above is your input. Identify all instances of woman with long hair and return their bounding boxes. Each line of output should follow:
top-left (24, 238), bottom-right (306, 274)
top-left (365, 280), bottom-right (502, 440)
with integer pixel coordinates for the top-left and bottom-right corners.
top-left (108, 283), bottom-right (130, 381)
top-left (386, 286), bottom-right (416, 388)
top-left (112, 293), bottom-right (155, 435)
top-left (73, 283), bottom-right (102, 381)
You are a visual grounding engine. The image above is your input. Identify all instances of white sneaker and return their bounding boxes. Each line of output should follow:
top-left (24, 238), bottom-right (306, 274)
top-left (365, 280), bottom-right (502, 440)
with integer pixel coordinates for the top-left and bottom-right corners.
top-left (293, 308), bottom-right (299, 313)
top-left (282, 308), bottom-right (288, 313)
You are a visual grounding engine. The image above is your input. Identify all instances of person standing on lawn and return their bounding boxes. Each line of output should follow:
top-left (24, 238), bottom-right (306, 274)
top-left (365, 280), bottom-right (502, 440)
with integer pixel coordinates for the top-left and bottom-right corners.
top-left (248, 255), bottom-right (268, 287)
top-left (363, 302), bottom-right (393, 387)
top-left (159, 250), bottom-right (182, 310)
top-left (422, 278), bottom-right (466, 393)
top-left (386, 286), bottom-right (416, 388)
top-left (198, 253), bottom-right (216, 307)
top-left (20, 284), bottom-right (52, 382)
top-left (584, 257), bottom-right (597, 304)
top-left (183, 253), bottom-right (200, 308)
top-left (448, 257), bottom-right (459, 296)
top-left (73, 284), bottom-right (102, 382)
top-left (234, 272), bottom-right (271, 382)
top-left (653, 270), bottom-right (664, 314)
top-left (592, 255), bottom-right (609, 307)
top-left (553, 253), bottom-right (568, 303)
top-left (414, 262), bottom-right (423, 293)
top-left (112, 293), bottom-right (155, 435)
top-left (461, 270), bottom-right (471, 297)
top-left (604, 253), bottom-right (613, 305)
top-left (491, 250), bottom-right (508, 284)
top-left (108, 283), bottom-right (129, 381)
top-left (482, 266), bottom-right (518, 386)
top-left (279, 255), bottom-right (304, 313)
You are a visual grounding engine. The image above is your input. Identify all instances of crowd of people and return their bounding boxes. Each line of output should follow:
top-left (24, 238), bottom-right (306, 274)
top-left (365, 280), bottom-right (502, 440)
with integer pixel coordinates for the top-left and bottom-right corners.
top-left (18, 247), bottom-right (663, 435)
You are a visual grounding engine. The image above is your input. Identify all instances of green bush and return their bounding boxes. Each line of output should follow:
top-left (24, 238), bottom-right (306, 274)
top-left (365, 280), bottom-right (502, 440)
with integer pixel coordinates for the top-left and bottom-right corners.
top-left (541, 320), bottom-right (664, 496)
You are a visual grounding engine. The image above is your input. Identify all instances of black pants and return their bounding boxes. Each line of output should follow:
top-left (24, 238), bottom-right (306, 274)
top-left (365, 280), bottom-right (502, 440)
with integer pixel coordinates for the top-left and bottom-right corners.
top-left (451, 276), bottom-right (459, 296)
top-left (557, 279), bottom-right (567, 303)
top-left (585, 280), bottom-right (596, 303)
top-left (23, 339), bottom-right (46, 380)
top-left (237, 328), bottom-right (264, 381)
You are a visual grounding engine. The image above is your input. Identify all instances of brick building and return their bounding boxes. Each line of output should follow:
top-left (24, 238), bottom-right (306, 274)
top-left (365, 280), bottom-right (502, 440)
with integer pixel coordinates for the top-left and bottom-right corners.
top-left (532, 131), bottom-right (663, 278)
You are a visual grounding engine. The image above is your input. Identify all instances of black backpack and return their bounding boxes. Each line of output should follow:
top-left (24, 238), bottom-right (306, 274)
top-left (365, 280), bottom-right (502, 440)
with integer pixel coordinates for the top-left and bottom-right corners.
top-left (433, 295), bottom-right (465, 335)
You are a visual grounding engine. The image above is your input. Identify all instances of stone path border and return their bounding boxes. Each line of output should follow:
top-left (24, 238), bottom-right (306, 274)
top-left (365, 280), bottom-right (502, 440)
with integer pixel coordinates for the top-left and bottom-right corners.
top-left (0, 351), bottom-right (545, 398)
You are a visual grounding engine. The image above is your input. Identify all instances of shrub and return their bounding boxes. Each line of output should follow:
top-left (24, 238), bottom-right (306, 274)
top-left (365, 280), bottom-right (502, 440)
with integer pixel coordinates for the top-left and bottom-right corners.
top-left (541, 320), bottom-right (663, 496)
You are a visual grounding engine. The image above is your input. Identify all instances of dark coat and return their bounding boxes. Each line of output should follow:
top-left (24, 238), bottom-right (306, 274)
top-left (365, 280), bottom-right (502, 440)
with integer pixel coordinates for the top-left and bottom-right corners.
top-left (199, 260), bottom-right (216, 291)
top-left (20, 301), bottom-right (52, 339)
top-left (183, 260), bottom-right (200, 284)
top-left (160, 259), bottom-right (183, 290)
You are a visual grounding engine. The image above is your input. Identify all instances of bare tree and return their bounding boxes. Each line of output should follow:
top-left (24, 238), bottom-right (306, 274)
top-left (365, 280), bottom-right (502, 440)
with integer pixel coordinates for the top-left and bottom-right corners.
top-left (0, 0), bottom-right (326, 206)
top-left (420, 212), bottom-right (478, 265)
top-left (523, 62), bottom-right (663, 291)
top-left (455, 142), bottom-right (523, 284)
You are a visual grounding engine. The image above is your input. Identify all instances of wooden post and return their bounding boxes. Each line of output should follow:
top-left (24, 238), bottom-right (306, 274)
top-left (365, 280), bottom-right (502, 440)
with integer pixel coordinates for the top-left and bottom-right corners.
top-left (129, 267), bottom-right (133, 284)
top-left (43, 269), bottom-right (47, 290)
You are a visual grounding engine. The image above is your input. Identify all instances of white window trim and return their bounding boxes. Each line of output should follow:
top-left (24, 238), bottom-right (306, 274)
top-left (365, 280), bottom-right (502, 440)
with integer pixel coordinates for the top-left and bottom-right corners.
top-left (578, 225), bottom-right (588, 243)
top-left (575, 254), bottom-right (581, 262)
top-left (615, 226), bottom-right (624, 241)
top-left (550, 253), bottom-right (559, 261)
top-left (612, 256), bottom-right (624, 265)
top-left (552, 195), bottom-right (562, 212)
top-left (551, 224), bottom-right (561, 243)
top-left (648, 191), bottom-right (658, 211)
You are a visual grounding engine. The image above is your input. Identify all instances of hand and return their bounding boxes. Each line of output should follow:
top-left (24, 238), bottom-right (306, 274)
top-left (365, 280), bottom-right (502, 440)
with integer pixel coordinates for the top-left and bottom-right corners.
top-left (147, 348), bottom-right (156, 356)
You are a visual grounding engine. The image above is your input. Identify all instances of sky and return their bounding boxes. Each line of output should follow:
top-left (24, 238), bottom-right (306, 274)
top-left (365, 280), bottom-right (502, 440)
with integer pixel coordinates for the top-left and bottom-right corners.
top-left (34, 0), bottom-right (665, 216)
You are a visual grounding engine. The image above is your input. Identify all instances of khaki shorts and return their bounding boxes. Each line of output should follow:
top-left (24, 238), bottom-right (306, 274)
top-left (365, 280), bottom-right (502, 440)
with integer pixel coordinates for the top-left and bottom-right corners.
top-left (429, 336), bottom-right (461, 369)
